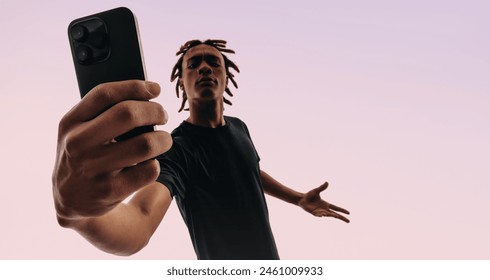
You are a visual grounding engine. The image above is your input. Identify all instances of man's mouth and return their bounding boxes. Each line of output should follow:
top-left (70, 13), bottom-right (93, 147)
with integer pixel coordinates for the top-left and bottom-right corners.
top-left (196, 77), bottom-right (216, 85)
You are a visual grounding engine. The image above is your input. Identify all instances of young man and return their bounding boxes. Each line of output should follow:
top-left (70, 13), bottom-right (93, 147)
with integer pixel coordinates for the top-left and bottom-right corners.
top-left (52, 39), bottom-right (349, 260)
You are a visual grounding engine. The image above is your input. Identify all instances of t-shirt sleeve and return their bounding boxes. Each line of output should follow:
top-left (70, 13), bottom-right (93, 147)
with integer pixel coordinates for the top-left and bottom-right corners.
top-left (156, 143), bottom-right (186, 199)
top-left (238, 118), bottom-right (261, 162)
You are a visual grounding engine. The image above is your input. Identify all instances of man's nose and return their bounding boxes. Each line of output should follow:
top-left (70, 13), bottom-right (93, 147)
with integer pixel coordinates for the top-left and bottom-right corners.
top-left (198, 65), bottom-right (212, 75)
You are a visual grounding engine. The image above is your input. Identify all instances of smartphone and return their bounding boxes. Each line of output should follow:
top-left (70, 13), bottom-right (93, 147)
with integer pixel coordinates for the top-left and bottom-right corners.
top-left (68, 7), bottom-right (153, 141)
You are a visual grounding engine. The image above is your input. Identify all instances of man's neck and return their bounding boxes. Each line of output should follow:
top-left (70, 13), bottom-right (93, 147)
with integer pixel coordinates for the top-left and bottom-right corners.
top-left (186, 99), bottom-right (225, 128)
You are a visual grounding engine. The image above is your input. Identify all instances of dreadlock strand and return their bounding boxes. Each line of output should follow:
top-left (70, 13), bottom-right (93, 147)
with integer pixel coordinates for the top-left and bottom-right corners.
top-left (226, 59), bottom-right (240, 73)
top-left (170, 58), bottom-right (182, 82)
top-left (217, 48), bottom-right (235, 54)
top-left (208, 39), bottom-right (227, 44)
top-left (227, 72), bottom-right (238, 88)
top-left (229, 75), bottom-right (238, 89)
top-left (223, 97), bottom-right (232, 106)
top-left (205, 40), bottom-right (226, 47)
top-left (175, 81), bottom-right (180, 97)
top-left (213, 44), bottom-right (228, 49)
top-left (225, 87), bottom-right (233, 97)
top-left (176, 40), bottom-right (202, 56)
top-left (178, 94), bottom-right (187, 112)
top-left (182, 40), bottom-right (196, 49)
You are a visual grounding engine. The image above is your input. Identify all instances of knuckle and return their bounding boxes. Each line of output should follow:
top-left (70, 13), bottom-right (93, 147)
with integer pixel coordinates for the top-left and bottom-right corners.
top-left (96, 80), bottom-right (148, 100)
top-left (58, 114), bottom-right (71, 135)
top-left (92, 83), bottom-right (116, 105)
top-left (135, 160), bottom-right (160, 184)
top-left (63, 129), bottom-right (83, 158)
top-left (153, 102), bottom-right (166, 123)
top-left (116, 102), bottom-right (138, 123)
top-left (138, 134), bottom-right (158, 155)
top-left (131, 79), bottom-right (147, 93)
top-left (145, 160), bottom-right (160, 181)
top-left (123, 80), bottom-right (147, 98)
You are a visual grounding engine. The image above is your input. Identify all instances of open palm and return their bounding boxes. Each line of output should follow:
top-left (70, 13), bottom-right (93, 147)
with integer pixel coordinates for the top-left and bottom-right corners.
top-left (298, 182), bottom-right (350, 223)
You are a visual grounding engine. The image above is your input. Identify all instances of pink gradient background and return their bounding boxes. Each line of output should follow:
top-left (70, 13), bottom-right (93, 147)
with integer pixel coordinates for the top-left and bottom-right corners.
top-left (1, 0), bottom-right (489, 259)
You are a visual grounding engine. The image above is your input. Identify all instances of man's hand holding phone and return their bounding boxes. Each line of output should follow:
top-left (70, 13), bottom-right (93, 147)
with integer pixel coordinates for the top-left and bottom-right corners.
top-left (52, 80), bottom-right (172, 224)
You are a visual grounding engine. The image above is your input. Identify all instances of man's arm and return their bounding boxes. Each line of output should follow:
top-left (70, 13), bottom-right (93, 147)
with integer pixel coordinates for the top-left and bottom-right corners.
top-left (260, 170), bottom-right (303, 205)
top-left (52, 80), bottom-right (173, 255)
top-left (260, 170), bottom-right (350, 223)
top-left (57, 182), bottom-right (172, 256)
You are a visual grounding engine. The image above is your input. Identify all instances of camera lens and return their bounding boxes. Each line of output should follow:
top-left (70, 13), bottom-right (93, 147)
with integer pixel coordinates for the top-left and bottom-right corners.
top-left (75, 45), bottom-right (92, 63)
top-left (71, 25), bottom-right (88, 42)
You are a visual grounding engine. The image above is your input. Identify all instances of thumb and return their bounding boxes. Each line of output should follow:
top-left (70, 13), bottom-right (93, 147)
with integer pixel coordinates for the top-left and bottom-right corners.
top-left (313, 182), bottom-right (329, 193)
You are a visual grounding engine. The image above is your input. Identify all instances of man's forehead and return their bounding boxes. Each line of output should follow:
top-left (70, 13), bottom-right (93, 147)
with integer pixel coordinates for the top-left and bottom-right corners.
top-left (184, 44), bottom-right (223, 60)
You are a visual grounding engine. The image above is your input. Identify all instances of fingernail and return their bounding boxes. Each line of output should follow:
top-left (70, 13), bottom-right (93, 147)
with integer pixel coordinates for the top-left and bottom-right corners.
top-left (145, 81), bottom-right (161, 95)
top-left (163, 109), bottom-right (168, 124)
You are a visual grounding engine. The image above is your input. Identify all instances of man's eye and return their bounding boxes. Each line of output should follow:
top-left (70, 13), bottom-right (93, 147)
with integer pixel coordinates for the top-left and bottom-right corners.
top-left (187, 63), bottom-right (197, 69)
top-left (208, 60), bottom-right (221, 67)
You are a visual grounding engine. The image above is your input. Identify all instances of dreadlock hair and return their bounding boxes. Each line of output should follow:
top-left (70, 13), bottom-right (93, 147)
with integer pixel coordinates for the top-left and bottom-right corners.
top-left (170, 39), bottom-right (240, 112)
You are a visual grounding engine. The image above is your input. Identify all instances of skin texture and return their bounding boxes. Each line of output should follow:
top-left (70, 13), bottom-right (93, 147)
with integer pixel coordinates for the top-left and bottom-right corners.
top-left (52, 80), bottom-right (173, 255)
top-left (180, 44), bottom-right (228, 128)
top-left (52, 44), bottom-right (349, 257)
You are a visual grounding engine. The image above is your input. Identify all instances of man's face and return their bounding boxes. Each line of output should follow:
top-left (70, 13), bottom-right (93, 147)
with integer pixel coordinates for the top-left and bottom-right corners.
top-left (180, 44), bottom-right (227, 103)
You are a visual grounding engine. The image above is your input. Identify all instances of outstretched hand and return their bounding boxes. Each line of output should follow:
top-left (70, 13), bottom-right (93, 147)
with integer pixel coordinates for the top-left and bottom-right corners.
top-left (298, 182), bottom-right (350, 223)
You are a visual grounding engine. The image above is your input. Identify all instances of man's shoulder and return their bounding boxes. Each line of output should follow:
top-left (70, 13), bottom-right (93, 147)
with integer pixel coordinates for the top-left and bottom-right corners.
top-left (158, 126), bottom-right (190, 162)
top-left (170, 122), bottom-right (186, 137)
top-left (170, 120), bottom-right (200, 141)
top-left (224, 115), bottom-right (247, 127)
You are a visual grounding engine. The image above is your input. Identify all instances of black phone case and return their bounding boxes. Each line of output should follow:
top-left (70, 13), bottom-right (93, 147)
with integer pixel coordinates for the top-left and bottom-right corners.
top-left (68, 7), bottom-right (153, 141)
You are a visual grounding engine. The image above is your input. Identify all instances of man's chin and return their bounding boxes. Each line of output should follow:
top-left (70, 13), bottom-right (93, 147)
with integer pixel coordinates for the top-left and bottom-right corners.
top-left (197, 89), bottom-right (219, 99)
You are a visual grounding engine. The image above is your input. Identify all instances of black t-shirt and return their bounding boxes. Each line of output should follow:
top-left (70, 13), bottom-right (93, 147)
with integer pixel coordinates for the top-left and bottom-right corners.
top-left (156, 116), bottom-right (279, 260)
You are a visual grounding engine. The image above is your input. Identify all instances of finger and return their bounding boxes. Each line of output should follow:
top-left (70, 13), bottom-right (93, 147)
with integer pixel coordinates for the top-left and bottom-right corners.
top-left (82, 100), bottom-right (167, 146)
top-left (312, 209), bottom-right (329, 217)
top-left (112, 159), bottom-right (161, 199)
top-left (64, 80), bottom-right (161, 125)
top-left (313, 208), bottom-right (350, 223)
top-left (88, 131), bottom-right (172, 173)
top-left (312, 182), bottom-right (329, 193)
top-left (325, 211), bottom-right (350, 223)
top-left (329, 203), bottom-right (350, 215)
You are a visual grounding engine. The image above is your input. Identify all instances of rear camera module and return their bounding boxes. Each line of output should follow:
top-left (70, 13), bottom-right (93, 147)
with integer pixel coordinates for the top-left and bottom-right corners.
top-left (70, 19), bottom-right (110, 65)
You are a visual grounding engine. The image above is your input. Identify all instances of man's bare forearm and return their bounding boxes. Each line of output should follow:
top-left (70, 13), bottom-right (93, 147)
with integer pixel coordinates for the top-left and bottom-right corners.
top-left (60, 204), bottom-right (152, 256)
top-left (260, 170), bottom-right (304, 205)
top-left (57, 182), bottom-right (171, 256)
